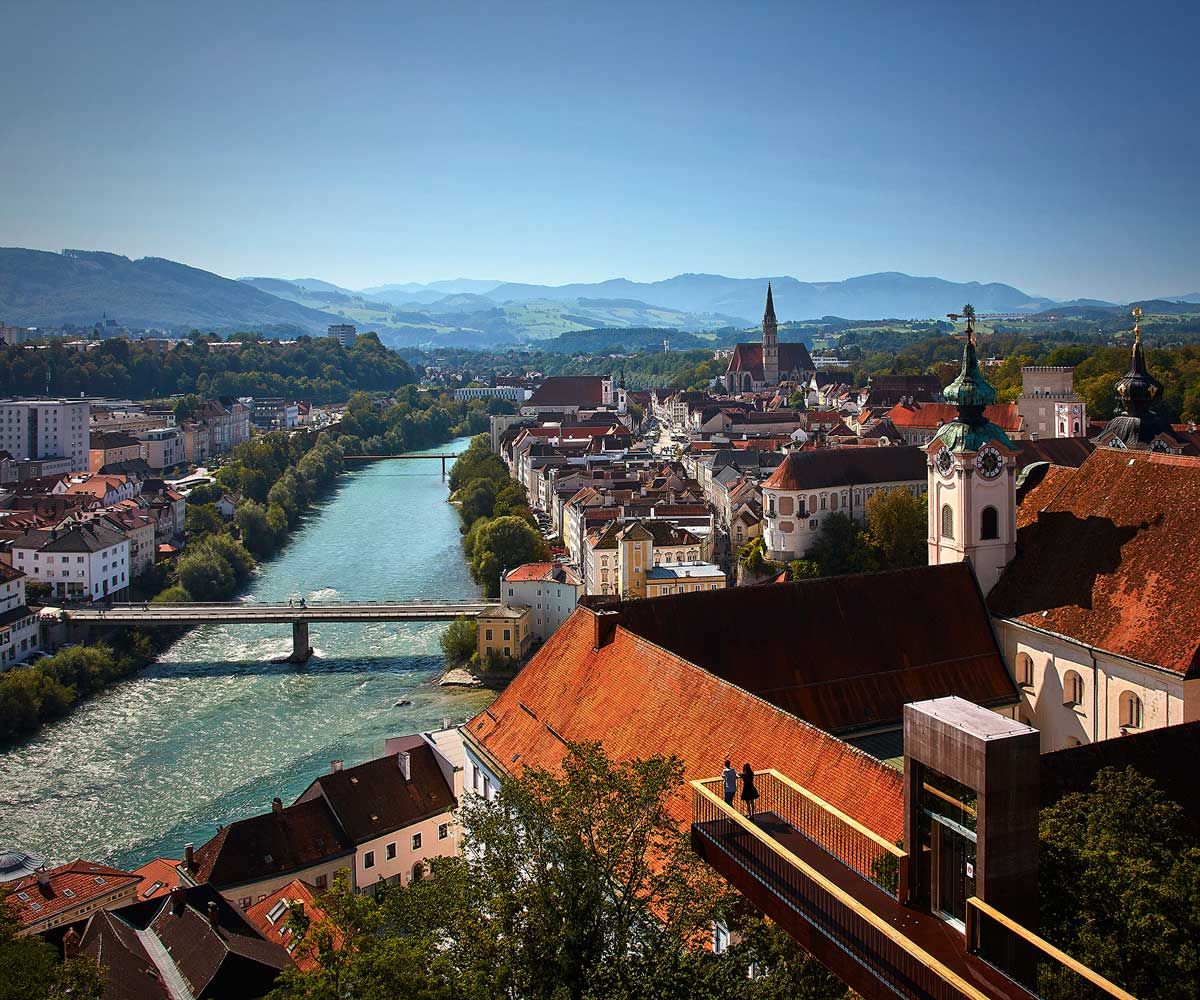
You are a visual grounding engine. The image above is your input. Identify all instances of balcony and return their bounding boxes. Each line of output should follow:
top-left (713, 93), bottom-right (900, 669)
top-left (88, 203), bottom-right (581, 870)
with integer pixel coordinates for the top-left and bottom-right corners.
top-left (691, 772), bottom-right (1131, 1000)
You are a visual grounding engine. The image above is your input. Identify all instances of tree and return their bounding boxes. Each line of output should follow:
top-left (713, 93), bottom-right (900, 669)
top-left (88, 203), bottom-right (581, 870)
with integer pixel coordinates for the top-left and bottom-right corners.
top-left (176, 548), bottom-right (235, 601)
top-left (807, 513), bottom-right (879, 577)
top-left (236, 500), bottom-right (277, 558)
top-left (439, 617), bottom-right (477, 666)
top-left (865, 489), bottom-right (927, 569)
top-left (457, 478), bottom-right (497, 529)
top-left (468, 516), bottom-right (549, 597)
top-left (0, 895), bottom-right (104, 1000)
top-left (184, 502), bottom-right (225, 539)
top-left (1039, 766), bottom-right (1200, 999)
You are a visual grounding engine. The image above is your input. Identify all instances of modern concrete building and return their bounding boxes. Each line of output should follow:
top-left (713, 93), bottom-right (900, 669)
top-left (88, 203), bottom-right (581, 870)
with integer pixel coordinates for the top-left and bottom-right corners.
top-left (328, 323), bottom-right (356, 347)
top-left (0, 399), bottom-right (89, 471)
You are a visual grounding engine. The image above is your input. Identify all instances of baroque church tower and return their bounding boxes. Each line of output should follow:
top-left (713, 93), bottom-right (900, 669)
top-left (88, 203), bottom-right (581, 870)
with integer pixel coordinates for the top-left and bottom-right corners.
top-left (925, 305), bottom-right (1017, 594)
top-left (761, 283), bottom-right (779, 386)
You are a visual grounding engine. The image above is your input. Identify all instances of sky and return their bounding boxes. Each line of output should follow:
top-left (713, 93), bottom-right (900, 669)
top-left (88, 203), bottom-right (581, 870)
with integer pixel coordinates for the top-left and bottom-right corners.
top-left (2, 0), bottom-right (1197, 301)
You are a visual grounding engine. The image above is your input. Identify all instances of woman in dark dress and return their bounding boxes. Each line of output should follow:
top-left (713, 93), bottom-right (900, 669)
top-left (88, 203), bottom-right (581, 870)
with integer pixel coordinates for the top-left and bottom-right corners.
top-left (741, 763), bottom-right (759, 817)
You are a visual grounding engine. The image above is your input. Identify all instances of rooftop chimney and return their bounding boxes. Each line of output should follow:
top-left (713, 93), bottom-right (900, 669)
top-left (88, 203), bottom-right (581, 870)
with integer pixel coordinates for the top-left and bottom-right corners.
top-left (591, 608), bottom-right (620, 650)
top-left (36, 869), bottom-right (51, 894)
top-left (170, 886), bottom-right (186, 916)
top-left (184, 843), bottom-right (194, 871)
top-left (331, 759), bottom-right (343, 773)
top-left (272, 796), bottom-right (283, 813)
top-left (397, 751), bottom-right (411, 780)
top-left (206, 900), bottom-right (220, 930)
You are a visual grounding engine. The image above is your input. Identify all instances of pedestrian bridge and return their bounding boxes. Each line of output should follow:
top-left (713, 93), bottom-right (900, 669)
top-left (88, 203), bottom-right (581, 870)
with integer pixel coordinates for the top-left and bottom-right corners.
top-left (54, 600), bottom-right (496, 662)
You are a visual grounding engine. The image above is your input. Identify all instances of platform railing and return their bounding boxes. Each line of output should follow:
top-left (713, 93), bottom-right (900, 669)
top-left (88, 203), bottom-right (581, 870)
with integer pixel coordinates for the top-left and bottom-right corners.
top-left (966, 897), bottom-right (1136, 1000)
top-left (691, 779), bottom-right (988, 1000)
top-left (697, 769), bottom-right (907, 897)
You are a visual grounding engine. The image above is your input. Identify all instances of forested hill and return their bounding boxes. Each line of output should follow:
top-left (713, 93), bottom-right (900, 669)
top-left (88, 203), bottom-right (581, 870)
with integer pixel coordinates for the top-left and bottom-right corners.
top-left (0, 248), bottom-right (342, 332)
top-left (0, 333), bottom-right (415, 402)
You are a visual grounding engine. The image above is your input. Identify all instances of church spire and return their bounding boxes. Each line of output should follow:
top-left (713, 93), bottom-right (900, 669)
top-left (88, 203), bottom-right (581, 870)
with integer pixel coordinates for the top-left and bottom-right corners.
top-left (761, 282), bottom-right (779, 385)
top-left (764, 282), bottom-right (777, 325)
top-left (1113, 306), bottom-right (1163, 418)
top-left (935, 304), bottom-right (1012, 452)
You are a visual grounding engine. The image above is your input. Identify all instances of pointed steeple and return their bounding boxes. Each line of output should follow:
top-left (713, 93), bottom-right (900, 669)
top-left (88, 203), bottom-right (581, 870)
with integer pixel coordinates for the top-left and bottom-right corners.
top-left (764, 282), bottom-right (777, 325)
top-left (1099, 307), bottom-right (1175, 450)
top-left (934, 304), bottom-right (1011, 452)
top-left (1113, 306), bottom-right (1162, 417)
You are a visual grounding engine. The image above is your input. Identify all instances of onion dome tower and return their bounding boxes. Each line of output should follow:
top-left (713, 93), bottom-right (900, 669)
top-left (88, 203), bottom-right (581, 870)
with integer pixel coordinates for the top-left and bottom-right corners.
top-left (1099, 307), bottom-right (1177, 451)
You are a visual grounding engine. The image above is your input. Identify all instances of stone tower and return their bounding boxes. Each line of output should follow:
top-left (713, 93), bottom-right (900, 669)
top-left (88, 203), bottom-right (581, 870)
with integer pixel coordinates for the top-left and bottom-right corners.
top-left (924, 305), bottom-right (1017, 594)
top-left (761, 283), bottom-right (779, 387)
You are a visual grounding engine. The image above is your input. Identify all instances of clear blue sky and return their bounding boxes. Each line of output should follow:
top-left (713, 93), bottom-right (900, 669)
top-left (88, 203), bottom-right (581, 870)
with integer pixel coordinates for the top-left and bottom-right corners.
top-left (2, 0), bottom-right (1197, 300)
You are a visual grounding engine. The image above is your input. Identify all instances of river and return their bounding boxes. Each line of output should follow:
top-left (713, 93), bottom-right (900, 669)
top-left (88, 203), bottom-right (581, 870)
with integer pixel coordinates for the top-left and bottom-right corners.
top-left (0, 437), bottom-right (494, 870)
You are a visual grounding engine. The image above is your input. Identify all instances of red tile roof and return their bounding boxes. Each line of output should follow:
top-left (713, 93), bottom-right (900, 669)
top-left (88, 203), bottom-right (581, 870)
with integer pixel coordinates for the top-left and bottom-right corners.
top-left (989, 449), bottom-right (1200, 676)
top-left (762, 445), bottom-right (926, 492)
top-left (465, 609), bottom-right (905, 843)
top-left (131, 857), bottom-right (181, 901)
top-left (725, 342), bottom-right (815, 380)
top-left (526, 376), bottom-right (608, 407)
top-left (245, 879), bottom-right (339, 972)
top-left (4, 859), bottom-right (139, 930)
top-left (886, 402), bottom-right (1021, 432)
top-left (591, 564), bottom-right (1015, 733)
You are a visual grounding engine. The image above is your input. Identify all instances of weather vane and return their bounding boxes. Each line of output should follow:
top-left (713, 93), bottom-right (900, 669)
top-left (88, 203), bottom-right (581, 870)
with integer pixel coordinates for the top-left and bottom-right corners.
top-left (946, 304), bottom-right (977, 344)
top-left (1132, 306), bottom-right (1143, 344)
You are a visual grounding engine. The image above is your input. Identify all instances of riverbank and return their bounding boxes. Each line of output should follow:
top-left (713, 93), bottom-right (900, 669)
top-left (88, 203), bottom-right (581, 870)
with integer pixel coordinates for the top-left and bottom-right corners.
top-left (0, 390), bottom-right (508, 748)
top-left (0, 439), bottom-right (494, 869)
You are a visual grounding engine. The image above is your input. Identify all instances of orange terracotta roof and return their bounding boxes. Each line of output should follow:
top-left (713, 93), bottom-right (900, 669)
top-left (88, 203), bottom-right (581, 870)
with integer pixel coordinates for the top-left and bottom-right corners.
top-left (989, 450), bottom-right (1200, 676)
top-left (465, 610), bottom-right (904, 843)
top-left (886, 402), bottom-right (1021, 432)
top-left (4, 859), bottom-right (139, 929)
top-left (1015, 465), bottom-right (1077, 529)
top-left (245, 880), bottom-right (339, 973)
top-left (131, 857), bottom-right (181, 901)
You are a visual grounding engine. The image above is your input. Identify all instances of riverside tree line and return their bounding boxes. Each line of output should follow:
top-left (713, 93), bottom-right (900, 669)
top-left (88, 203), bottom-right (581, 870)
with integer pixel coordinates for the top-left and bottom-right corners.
top-left (0, 390), bottom-right (518, 745)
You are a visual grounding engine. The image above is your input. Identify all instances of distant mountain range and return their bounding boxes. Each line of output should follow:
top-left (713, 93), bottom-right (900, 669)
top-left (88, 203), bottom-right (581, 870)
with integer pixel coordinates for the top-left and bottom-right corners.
top-left (2, 247), bottom-right (1195, 347)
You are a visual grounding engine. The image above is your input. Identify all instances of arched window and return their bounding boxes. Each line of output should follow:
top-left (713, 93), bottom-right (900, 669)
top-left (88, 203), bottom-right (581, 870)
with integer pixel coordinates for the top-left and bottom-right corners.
top-left (1073, 420), bottom-right (1081, 435)
top-left (820, 494), bottom-right (828, 511)
top-left (980, 506), bottom-right (999, 540)
top-left (411, 862), bottom-right (425, 883)
top-left (940, 504), bottom-right (954, 539)
top-left (1063, 670), bottom-right (1084, 707)
top-left (1119, 691), bottom-right (1143, 729)
top-left (1015, 652), bottom-right (1034, 687)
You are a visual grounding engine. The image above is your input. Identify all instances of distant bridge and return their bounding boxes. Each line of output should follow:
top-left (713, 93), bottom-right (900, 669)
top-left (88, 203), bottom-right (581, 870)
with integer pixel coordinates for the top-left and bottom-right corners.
top-left (57, 600), bottom-right (496, 663)
top-left (343, 452), bottom-right (465, 479)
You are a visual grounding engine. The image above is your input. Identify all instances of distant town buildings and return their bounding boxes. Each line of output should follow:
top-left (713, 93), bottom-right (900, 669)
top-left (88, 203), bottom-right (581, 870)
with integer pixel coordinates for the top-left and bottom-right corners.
top-left (328, 323), bottom-right (357, 347)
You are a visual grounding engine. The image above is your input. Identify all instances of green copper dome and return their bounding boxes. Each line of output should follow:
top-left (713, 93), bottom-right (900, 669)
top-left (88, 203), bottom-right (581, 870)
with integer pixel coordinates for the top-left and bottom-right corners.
top-left (933, 305), bottom-right (1012, 453)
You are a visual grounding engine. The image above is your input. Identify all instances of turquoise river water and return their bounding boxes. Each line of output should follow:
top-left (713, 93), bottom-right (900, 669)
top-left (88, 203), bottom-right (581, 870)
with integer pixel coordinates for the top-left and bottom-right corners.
top-left (0, 438), bottom-right (494, 869)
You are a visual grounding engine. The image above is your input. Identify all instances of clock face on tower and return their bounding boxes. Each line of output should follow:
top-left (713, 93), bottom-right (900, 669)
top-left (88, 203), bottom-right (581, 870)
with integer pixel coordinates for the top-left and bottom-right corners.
top-left (935, 448), bottom-right (955, 476)
top-left (974, 445), bottom-right (1003, 480)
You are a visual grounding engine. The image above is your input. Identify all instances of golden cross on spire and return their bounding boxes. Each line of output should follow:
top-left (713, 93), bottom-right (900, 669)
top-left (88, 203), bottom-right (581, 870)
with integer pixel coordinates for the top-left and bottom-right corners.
top-left (1132, 306), bottom-right (1144, 344)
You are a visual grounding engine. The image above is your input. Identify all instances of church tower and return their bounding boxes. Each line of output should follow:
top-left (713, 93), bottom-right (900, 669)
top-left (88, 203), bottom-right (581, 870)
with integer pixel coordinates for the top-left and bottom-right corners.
top-left (761, 283), bottom-right (779, 386)
top-left (925, 305), bottom-right (1017, 594)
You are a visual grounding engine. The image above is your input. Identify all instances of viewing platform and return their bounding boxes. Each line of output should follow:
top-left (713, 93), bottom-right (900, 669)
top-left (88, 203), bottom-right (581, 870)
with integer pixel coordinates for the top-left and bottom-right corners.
top-left (691, 771), bottom-right (1131, 1000)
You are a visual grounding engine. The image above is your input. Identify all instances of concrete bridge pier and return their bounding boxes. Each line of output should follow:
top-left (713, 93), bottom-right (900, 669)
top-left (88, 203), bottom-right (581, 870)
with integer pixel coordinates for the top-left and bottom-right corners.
top-left (289, 620), bottom-right (313, 664)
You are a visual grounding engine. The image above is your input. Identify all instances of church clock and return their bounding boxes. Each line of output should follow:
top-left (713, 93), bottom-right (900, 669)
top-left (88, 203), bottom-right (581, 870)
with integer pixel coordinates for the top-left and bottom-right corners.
top-left (974, 445), bottom-right (1003, 480)
top-left (935, 448), bottom-right (955, 477)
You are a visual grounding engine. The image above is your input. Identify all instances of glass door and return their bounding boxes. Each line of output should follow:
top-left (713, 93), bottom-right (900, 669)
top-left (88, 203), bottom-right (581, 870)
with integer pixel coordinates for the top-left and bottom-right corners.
top-left (932, 815), bottom-right (976, 929)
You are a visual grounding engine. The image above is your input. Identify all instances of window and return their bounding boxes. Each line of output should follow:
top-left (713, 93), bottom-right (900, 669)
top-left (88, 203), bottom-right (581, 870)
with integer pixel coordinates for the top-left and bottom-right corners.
top-left (240, 896), bottom-right (252, 909)
top-left (411, 862), bottom-right (425, 883)
top-left (485, 628), bottom-right (492, 642)
top-left (315, 874), bottom-right (327, 889)
top-left (411, 832), bottom-right (422, 851)
top-left (503, 629), bottom-right (510, 641)
top-left (940, 503), bottom-right (954, 540)
top-left (386, 842), bottom-right (396, 860)
top-left (1015, 652), bottom-right (1034, 688)
top-left (438, 822), bottom-right (449, 840)
top-left (364, 851), bottom-right (375, 869)
top-left (1063, 670), bottom-right (1084, 707)
top-left (980, 506), bottom-right (999, 540)
top-left (1119, 690), bottom-right (1143, 730)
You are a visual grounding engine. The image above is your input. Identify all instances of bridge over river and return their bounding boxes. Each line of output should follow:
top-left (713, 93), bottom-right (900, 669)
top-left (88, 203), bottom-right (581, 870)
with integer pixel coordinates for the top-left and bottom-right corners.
top-left (55, 600), bottom-right (496, 662)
